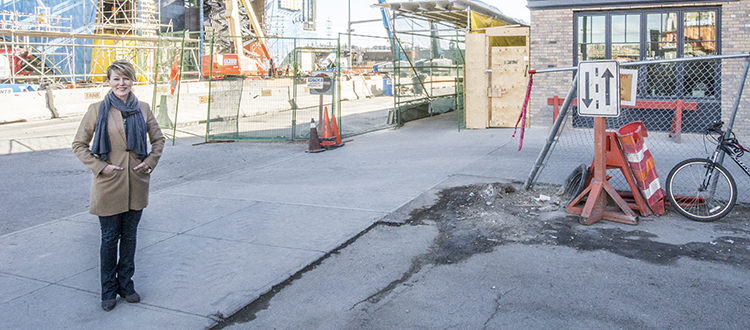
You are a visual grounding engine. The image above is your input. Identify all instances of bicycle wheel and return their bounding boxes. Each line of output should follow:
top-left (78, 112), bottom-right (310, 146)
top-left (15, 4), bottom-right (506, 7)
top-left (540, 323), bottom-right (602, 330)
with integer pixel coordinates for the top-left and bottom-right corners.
top-left (665, 158), bottom-right (737, 222)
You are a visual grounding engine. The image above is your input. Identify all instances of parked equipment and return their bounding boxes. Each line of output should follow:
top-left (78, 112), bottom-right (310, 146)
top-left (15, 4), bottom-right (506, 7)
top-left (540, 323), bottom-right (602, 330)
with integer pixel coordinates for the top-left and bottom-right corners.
top-left (202, 0), bottom-right (271, 78)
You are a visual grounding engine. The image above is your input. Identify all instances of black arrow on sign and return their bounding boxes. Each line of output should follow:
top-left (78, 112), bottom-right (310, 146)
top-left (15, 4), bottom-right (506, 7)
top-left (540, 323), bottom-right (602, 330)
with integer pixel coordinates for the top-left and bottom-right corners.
top-left (602, 68), bottom-right (614, 106)
top-left (582, 71), bottom-right (593, 108)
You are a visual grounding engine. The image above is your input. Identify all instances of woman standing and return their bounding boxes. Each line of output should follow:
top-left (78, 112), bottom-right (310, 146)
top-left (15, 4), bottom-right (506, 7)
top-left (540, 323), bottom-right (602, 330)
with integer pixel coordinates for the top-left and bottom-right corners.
top-left (72, 60), bottom-right (165, 311)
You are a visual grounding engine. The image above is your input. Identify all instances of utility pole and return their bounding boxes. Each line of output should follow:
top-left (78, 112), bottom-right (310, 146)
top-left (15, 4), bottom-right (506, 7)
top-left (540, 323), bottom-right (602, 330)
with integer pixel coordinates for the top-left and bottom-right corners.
top-left (346, 0), bottom-right (354, 73)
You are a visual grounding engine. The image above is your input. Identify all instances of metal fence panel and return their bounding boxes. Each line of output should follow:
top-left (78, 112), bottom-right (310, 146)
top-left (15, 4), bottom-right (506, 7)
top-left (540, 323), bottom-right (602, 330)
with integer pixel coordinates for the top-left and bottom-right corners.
top-left (153, 28), bottom-right (465, 143)
top-left (530, 55), bottom-right (750, 203)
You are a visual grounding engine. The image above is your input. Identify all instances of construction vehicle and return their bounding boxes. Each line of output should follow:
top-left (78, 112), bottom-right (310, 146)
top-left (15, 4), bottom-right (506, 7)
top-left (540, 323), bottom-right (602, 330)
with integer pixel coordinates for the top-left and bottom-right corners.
top-left (201, 0), bottom-right (271, 78)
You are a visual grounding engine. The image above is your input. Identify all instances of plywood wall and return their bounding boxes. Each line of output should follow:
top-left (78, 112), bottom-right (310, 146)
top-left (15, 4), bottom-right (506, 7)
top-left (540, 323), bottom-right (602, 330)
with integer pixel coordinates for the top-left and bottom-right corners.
top-left (489, 46), bottom-right (529, 127)
top-left (487, 26), bottom-right (530, 128)
top-left (464, 26), bottom-right (530, 129)
top-left (464, 33), bottom-right (489, 129)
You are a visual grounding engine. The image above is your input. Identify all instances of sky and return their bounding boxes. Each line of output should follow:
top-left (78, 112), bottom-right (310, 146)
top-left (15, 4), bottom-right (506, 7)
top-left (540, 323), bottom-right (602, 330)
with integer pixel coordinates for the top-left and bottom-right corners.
top-left (317, 0), bottom-right (530, 39)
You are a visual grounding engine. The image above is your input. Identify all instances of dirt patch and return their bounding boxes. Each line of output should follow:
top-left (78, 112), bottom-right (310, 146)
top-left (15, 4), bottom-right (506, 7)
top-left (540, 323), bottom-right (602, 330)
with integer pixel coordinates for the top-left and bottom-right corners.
top-left (406, 182), bottom-right (563, 265)
top-left (404, 181), bottom-right (750, 269)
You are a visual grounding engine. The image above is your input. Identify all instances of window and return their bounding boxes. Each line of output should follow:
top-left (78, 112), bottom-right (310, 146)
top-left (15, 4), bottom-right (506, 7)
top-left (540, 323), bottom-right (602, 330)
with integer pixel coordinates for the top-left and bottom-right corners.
top-left (577, 15), bottom-right (605, 62)
top-left (646, 12), bottom-right (678, 60)
top-left (573, 7), bottom-right (721, 132)
top-left (575, 7), bottom-right (719, 99)
top-left (280, 0), bottom-right (302, 11)
top-left (575, 8), bottom-right (718, 61)
top-left (611, 14), bottom-right (640, 62)
top-left (684, 11), bottom-right (716, 57)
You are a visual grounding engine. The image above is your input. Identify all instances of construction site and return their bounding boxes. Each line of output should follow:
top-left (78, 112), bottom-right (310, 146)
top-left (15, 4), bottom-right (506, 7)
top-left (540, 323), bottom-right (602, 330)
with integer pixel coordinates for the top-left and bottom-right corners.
top-left (6, 2), bottom-right (750, 328)
top-left (0, 0), bottom-right (527, 145)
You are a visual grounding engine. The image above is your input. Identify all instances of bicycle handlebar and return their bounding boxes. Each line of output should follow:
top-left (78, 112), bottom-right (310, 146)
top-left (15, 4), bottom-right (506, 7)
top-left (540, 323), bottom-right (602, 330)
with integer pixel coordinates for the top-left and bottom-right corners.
top-left (707, 120), bottom-right (724, 135)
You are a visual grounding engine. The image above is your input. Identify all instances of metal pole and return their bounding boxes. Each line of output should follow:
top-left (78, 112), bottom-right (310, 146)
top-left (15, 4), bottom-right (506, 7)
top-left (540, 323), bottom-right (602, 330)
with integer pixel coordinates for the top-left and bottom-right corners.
top-left (524, 71), bottom-right (579, 190)
top-left (717, 54), bottom-right (750, 165)
top-left (726, 55), bottom-right (750, 136)
top-left (199, 0), bottom-right (204, 78)
top-left (346, 0), bottom-right (354, 74)
top-left (292, 38), bottom-right (298, 139)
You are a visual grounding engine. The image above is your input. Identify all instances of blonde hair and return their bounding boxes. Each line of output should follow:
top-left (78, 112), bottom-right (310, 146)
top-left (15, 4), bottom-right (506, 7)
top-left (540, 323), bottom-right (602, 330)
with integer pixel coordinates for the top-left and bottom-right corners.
top-left (106, 60), bottom-right (137, 82)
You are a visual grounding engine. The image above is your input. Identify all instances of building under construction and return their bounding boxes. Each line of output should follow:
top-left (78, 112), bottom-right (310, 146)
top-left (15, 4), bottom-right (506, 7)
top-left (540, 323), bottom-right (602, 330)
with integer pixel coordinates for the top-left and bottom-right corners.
top-left (0, 0), bottom-right (317, 86)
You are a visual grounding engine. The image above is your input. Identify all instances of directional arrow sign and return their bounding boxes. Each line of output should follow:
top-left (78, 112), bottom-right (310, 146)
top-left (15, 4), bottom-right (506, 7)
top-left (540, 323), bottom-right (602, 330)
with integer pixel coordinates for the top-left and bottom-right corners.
top-left (582, 71), bottom-right (593, 108)
top-left (602, 68), bottom-right (614, 106)
top-left (577, 61), bottom-right (620, 117)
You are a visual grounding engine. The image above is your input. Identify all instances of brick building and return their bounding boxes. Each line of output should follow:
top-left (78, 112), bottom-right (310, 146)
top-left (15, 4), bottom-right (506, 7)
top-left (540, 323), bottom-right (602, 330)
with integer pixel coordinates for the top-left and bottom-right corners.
top-left (526, 0), bottom-right (750, 133)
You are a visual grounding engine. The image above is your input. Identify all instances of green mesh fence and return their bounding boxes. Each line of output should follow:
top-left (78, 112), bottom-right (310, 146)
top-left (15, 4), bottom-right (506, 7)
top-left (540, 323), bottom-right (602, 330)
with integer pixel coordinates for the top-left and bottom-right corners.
top-left (153, 31), bottom-right (207, 143)
top-left (203, 35), bottom-right (340, 141)
top-left (153, 28), bottom-right (465, 143)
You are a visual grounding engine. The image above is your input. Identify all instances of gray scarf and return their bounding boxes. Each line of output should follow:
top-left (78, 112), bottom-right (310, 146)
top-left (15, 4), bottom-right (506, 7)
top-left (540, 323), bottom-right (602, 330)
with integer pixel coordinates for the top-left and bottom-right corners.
top-left (91, 91), bottom-right (148, 161)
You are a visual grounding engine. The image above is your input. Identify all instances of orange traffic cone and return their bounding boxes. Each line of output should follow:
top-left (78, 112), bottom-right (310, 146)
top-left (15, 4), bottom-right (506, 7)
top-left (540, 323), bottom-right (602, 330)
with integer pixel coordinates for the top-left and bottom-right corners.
top-left (305, 118), bottom-right (324, 153)
top-left (319, 107), bottom-right (335, 142)
top-left (329, 110), bottom-right (344, 147)
top-left (321, 111), bottom-right (345, 148)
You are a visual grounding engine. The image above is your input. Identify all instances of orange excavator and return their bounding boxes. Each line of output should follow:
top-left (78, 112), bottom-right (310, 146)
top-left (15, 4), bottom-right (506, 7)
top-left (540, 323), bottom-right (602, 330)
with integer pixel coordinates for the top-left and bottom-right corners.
top-left (201, 0), bottom-right (271, 78)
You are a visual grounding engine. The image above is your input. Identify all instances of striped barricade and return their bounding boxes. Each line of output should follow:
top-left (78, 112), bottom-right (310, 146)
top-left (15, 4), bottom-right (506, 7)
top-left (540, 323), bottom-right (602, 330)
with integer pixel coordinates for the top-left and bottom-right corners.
top-left (616, 121), bottom-right (665, 215)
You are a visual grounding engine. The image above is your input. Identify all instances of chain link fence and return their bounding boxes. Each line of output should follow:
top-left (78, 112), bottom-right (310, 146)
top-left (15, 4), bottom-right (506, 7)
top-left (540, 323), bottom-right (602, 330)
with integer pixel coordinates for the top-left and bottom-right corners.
top-left (338, 33), bottom-right (399, 137)
top-left (528, 54), bottom-right (750, 203)
top-left (154, 31), bottom-right (404, 142)
top-left (202, 34), bottom-right (336, 141)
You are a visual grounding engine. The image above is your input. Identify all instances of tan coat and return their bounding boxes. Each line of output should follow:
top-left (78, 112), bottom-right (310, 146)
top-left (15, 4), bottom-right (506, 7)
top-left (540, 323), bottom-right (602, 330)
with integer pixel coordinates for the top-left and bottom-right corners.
top-left (72, 100), bottom-right (165, 216)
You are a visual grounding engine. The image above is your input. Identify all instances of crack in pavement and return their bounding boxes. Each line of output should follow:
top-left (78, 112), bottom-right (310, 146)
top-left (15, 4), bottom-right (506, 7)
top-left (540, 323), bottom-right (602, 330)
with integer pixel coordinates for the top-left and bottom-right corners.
top-left (482, 289), bottom-right (514, 329)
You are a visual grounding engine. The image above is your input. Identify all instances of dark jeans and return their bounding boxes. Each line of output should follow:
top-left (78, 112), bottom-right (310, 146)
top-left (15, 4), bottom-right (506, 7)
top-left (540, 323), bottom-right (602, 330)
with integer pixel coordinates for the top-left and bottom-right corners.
top-left (99, 209), bottom-right (142, 301)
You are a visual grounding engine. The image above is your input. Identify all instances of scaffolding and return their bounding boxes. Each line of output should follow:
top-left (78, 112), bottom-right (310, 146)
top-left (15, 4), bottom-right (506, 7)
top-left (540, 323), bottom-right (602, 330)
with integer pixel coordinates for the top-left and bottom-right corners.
top-left (0, 1), bottom-right (171, 86)
top-left (93, 0), bottom-right (161, 36)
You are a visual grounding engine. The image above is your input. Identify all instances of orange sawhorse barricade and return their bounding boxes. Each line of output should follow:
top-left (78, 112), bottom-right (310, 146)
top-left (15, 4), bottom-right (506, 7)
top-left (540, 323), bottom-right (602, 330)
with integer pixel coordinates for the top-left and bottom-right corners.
top-left (569, 124), bottom-right (665, 218)
top-left (567, 117), bottom-right (639, 225)
top-left (575, 132), bottom-right (655, 217)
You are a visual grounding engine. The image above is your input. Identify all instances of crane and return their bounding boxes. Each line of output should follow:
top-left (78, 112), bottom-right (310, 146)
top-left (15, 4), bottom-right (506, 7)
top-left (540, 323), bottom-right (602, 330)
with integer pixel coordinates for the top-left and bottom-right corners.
top-left (201, 0), bottom-right (272, 78)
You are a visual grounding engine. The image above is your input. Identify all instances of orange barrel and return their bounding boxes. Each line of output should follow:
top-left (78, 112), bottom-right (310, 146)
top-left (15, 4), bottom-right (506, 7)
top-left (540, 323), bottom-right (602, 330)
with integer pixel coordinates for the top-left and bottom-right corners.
top-left (616, 121), bottom-right (665, 215)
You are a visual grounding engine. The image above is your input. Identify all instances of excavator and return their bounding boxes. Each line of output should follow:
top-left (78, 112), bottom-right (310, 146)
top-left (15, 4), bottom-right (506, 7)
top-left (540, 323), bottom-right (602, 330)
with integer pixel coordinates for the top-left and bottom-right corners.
top-left (201, 0), bottom-right (271, 78)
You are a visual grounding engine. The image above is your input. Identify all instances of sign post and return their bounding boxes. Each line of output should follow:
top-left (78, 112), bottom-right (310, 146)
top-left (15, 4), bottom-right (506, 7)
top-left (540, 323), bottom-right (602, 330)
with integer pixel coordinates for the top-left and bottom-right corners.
top-left (309, 71), bottom-right (335, 124)
top-left (567, 61), bottom-right (638, 225)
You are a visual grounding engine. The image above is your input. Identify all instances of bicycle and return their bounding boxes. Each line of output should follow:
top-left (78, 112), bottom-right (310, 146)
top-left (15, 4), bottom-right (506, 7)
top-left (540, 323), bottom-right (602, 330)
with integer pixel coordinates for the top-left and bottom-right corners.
top-left (665, 120), bottom-right (749, 221)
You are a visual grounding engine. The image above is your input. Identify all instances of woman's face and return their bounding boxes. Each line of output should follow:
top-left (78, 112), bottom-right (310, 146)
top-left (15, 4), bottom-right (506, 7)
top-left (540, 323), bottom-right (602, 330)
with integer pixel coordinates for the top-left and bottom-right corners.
top-left (109, 71), bottom-right (133, 102)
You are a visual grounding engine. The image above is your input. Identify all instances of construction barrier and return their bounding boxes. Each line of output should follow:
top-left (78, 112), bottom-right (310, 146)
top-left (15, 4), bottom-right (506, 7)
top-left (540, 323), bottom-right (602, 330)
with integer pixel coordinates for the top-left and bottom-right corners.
top-left (0, 91), bottom-right (49, 123)
top-left (616, 121), bottom-right (666, 215)
top-left (45, 85), bottom-right (156, 119)
top-left (339, 79), bottom-right (358, 101)
top-left (48, 88), bottom-right (105, 117)
top-left (353, 75), bottom-right (382, 98)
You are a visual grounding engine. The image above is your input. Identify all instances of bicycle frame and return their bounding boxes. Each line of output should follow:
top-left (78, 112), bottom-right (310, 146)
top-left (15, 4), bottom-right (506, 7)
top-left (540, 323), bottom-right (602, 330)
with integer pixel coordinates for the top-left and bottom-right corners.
top-left (704, 131), bottom-right (750, 195)
top-left (713, 136), bottom-right (750, 175)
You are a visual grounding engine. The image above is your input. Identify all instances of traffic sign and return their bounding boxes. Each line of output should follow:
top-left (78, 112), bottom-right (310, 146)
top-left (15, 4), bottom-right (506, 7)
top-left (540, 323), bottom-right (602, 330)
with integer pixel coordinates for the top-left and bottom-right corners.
top-left (309, 71), bottom-right (334, 95)
top-left (577, 61), bottom-right (620, 117)
top-left (307, 77), bottom-right (324, 89)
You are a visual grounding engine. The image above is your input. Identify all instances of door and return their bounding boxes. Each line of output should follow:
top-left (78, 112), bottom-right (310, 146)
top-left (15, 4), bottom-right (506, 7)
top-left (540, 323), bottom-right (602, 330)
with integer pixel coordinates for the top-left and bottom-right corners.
top-left (464, 26), bottom-right (530, 128)
top-left (487, 26), bottom-right (530, 128)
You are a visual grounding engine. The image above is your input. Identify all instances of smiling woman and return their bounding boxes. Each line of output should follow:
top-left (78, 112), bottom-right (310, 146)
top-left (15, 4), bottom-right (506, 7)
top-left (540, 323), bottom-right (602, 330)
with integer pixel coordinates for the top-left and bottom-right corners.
top-left (107, 68), bottom-right (133, 102)
top-left (71, 59), bottom-right (166, 312)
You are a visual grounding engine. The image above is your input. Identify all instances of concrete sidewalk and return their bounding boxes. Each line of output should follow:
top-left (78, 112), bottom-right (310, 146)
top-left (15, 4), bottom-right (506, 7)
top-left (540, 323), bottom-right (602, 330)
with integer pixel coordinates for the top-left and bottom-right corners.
top-left (0, 113), bottom-right (547, 329)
